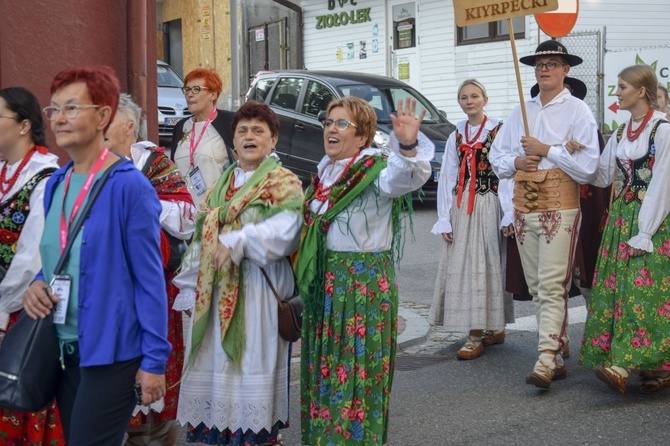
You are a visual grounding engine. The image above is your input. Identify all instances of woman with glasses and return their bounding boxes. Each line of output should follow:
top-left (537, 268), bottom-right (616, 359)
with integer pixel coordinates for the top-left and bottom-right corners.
top-left (105, 93), bottom-right (196, 445)
top-left (0, 87), bottom-right (63, 445)
top-left (298, 96), bottom-right (433, 445)
top-left (428, 79), bottom-right (514, 360)
top-left (171, 68), bottom-right (235, 207)
top-left (580, 65), bottom-right (670, 394)
top-left (22, 66), bottom-right (171, 445)
top-left (172, 101), bottom-right (303, 445)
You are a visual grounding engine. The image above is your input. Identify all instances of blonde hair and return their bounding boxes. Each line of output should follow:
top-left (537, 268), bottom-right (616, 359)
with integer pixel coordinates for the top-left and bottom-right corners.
top-left (327, 96), bottom-right (377, 147)
top-left (457, 79), bottom-right (488, 99)
top-left (618, 65), bottom-right (658, 109)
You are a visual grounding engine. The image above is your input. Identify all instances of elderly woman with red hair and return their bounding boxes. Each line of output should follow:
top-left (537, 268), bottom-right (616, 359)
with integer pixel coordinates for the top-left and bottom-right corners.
top-left (22, 66), bottom-right (171, 445)
top-left (171, 67), bottom-right (235, 207)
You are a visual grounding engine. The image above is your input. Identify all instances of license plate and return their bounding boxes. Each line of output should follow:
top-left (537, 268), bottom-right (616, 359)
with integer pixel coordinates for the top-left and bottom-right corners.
top-left (165, 117), bottom-right (181, 126)
top-left (433, 170), bottom-right (440, 182)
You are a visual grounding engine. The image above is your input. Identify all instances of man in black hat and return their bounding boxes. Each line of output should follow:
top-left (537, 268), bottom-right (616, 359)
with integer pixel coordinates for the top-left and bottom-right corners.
top-left (490, 40), bottom-right (600, 389)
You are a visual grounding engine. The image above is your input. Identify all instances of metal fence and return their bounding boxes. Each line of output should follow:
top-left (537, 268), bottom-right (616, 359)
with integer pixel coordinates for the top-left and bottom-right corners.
top-left (559, 30), bottom-right (604, 132)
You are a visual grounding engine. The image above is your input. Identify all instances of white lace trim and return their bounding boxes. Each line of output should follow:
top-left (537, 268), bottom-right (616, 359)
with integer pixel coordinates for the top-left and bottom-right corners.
top-left (431, 218), bottom-right (452, 235)
top-left (628, 234), bottom-right (654, 253)
top-left (131, 397), bottom-right (165, 417)
top-left (173, 290), bottom-right (196, 311)
top-left (500, 211), bottom-right (514, 228)
top-left (176, 369), bottom-right (289, 433)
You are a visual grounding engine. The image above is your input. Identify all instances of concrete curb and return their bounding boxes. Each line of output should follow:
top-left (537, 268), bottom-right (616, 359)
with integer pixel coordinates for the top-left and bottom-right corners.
top-left (397, 305), bottom-right (431, 349)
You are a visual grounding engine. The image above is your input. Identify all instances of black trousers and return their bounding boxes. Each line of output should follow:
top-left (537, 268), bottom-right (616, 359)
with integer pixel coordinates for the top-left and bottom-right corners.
top-left (57, 344), bottom-right (141, 445)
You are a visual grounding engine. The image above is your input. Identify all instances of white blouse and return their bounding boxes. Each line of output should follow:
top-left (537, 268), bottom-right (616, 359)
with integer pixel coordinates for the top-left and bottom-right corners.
top-left (592, 111), bottom-right (670, 252)
top-left (489, 89), bottom-right (600, 185)
top-left (309, 132), bottom-right (434, 253)
top-left (0, 151), bottom-right (59, 330)
top-left (431, 117), bottom-right (513, 234)
top-left (173, 121), bottom-right (229, 208)
top-left (130, 141), bottom-right (195, 240)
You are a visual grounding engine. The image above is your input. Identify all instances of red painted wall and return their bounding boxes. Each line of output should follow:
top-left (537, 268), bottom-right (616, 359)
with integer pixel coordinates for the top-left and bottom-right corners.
top-left (0, 0), bottom-right (157, 161)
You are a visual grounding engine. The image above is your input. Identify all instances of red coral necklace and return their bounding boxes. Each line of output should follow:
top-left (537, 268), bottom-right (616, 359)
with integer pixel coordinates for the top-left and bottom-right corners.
top-left (464, 116), bottom-right (487, 146)
top-left (627, 108), bottom-right (654, 142)
top-left (0, 148), bottom-right (36, 197)
top-left (314, 154), bottom-right (358, 202)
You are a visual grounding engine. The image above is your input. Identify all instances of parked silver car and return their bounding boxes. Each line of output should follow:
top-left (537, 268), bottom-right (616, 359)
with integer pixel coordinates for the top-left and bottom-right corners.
top-left (157, 61), bottom-right (190, 140)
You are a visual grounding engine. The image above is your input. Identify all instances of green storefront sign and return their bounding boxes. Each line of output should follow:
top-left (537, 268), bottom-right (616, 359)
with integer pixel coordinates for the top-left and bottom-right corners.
top-left (316, 8), bottom-right (372, 29)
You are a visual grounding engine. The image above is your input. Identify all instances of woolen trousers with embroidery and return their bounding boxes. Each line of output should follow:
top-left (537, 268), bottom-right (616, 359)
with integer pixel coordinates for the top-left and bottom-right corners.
top-left (513, 208), bottom-right (581, 353)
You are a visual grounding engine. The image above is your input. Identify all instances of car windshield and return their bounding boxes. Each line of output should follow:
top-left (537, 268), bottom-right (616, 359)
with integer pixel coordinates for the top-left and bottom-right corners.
top-left (157, 64), bottom-right (183, 88)
top-left (336, 84), bottom-right (441, 124)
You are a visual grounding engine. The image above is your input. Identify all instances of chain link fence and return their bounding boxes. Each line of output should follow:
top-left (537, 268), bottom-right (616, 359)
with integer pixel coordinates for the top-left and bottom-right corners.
top-left (559, 30), bottom-right (604, 132)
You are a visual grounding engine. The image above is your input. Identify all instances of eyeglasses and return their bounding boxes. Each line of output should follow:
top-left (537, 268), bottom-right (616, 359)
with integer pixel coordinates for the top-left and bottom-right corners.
top-left (533, 61), bottom-right (566, 71)
top-left (321, 118), bottom-right (358, 130)
top-left (181, 86), bottom-right (210, 95)
top-left (42, 104), bottom-right (101, 120)
top-left (0, 115), bottom-right (17, 120)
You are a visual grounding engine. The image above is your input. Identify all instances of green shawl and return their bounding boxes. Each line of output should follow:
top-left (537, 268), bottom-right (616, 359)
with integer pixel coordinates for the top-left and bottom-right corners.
top-left (190, 156), bottom-right (303, 365)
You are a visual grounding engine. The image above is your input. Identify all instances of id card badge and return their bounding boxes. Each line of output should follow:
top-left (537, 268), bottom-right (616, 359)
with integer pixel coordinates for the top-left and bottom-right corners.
top-left (51, 274), bottom-right (72, 325)
top-left (188, 167), bottom-right (207, 196)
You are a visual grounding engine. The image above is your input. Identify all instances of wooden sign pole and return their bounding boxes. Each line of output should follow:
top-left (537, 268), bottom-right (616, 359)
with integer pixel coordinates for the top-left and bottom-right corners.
top-left (507, 18), bottom-right (531, 137)
top-left (452, 0), bottom-right (559, 137)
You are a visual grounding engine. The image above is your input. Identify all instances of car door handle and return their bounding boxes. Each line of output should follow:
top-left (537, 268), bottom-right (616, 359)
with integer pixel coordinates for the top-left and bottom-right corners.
top-left (294, 123), bottom-right (304, 131)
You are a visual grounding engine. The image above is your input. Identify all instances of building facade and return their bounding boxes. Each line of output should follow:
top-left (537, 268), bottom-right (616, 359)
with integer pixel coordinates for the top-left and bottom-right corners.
top-left (300, 0), bottom-right (670, 131)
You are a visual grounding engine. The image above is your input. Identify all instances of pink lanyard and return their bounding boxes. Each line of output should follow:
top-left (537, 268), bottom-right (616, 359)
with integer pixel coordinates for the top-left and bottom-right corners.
top-left (59, 148), bottom-right (110, 253)
top-left (189, 108), bottom-right (217, 166)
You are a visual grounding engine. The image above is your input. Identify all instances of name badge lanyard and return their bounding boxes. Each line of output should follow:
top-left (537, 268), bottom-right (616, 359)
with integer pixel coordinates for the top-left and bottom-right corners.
top-left (59, 148), bottom-right (110, 253)
top-left (189, 108), bottom-right (217, 169)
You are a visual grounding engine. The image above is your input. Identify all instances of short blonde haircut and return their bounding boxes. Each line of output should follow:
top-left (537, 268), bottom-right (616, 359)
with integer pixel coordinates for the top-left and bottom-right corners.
top-left (618, 65), bottom-right (658, 109)
top-left (327, 96), bottom-right (377, 148)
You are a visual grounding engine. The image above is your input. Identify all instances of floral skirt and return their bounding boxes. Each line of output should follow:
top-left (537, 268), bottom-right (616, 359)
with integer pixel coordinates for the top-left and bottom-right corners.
top-left (129, 273), bottom-right (184, 425)
top-left (0, 311), bottom-right (66, 445)
top-left (580, 197), bottom-right (670, 370)
top-left (301, 250), bottom-right (398, 446)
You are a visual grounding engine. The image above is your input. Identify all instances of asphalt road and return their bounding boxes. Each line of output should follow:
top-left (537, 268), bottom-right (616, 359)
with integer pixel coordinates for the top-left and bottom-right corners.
top-left (175, 202), bottom-right (670, 445)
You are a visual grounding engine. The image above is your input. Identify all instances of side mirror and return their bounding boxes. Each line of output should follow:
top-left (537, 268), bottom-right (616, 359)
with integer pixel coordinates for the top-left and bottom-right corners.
top-left (438, 110), bottom-right (447, 119)
top-left (317, 110), bottom-right (327, 123)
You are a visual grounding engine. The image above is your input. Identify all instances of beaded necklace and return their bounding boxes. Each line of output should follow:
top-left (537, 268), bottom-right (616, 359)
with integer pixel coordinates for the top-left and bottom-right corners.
top-left (314, 154), bottom-right (358, 202)
top-left (627, 108), bottom-right (654, 142)
top-left (0, 148), bottom-right (36, 197)
top-left (464, 116), bottom-right (487, 146)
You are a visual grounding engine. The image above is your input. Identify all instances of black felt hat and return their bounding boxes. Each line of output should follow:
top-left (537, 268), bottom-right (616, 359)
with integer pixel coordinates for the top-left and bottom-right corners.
top-left (530, 76), bottom-right (587, 100)
top-left (520, 40), bottom-right (583, 67)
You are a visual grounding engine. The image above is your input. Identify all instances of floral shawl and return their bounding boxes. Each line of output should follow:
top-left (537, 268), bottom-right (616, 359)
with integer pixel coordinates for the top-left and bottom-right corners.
top-left (190, 156), bottom-right (303, 365)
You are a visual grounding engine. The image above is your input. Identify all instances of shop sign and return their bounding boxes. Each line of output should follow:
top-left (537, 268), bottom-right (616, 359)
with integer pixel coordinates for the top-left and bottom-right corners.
top-left (316, 8), bottom-right (372, 29)
top-left (453, 0), bottom-right (557, 26)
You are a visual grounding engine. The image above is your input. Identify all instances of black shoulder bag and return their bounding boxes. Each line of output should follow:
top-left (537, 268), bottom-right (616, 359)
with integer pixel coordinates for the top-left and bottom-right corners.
top-left (0, 158), bottom-right (124, 412)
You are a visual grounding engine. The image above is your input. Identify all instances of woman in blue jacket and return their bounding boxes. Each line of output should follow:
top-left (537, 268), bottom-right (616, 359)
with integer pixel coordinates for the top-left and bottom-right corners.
top-left (22, 66), bottom-right (171, 445)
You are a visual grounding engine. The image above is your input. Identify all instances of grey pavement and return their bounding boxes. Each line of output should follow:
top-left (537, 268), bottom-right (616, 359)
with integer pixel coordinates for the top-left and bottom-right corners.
top-left (173, 204), bottom-right (670, 445)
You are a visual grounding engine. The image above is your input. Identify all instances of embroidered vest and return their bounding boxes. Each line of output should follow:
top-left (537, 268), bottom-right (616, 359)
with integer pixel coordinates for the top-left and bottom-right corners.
top-left (0, 168), bottom-right (56, 271)
top-left (454, 122), bottom-right (502, 197)
top-left (613, 120), bottom-right (667, 204)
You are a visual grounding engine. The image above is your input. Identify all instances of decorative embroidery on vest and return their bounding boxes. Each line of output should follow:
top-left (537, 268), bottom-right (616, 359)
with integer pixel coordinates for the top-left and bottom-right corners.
top-left (0, 168), bottom-right (56, 271)
top-left (454, 122), bottom-right (503, 198)
top-left (614, 120), bottom-right (668, 204)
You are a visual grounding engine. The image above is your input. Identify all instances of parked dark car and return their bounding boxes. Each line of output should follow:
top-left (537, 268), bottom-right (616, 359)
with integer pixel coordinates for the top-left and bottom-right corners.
top-left (246, 70), bottom-right (455, 197)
